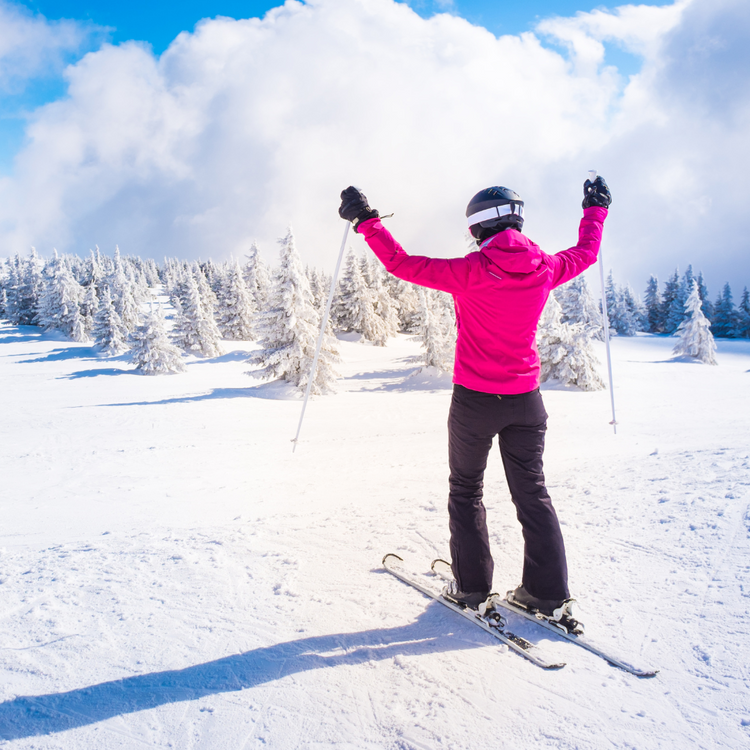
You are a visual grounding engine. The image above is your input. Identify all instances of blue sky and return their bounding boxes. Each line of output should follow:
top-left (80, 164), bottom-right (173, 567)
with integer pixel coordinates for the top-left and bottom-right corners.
top-left (16, 1), bottom-right (664, 52)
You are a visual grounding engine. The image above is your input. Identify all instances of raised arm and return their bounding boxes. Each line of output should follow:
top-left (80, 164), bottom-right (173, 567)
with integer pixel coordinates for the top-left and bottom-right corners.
top-left (339, 187), bottom-right (472, 295)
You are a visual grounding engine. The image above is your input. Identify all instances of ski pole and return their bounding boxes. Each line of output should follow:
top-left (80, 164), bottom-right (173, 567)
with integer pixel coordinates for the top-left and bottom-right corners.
top-left (292, 220), bottom-right (350, 452)
top-left (589, 169), bottom-right (618, 434)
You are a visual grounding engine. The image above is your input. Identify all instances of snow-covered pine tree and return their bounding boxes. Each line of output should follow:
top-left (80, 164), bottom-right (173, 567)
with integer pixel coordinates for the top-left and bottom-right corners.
top-left (621, 284), bottom-right (646, 332)
top-left (202, 259), bottom-right (224, 297)
top-left (390, 276), bottom-right (421, 333)
top-left (660, 270), bottom-right (683, 334)
top-left (130, 305), bottom-right (186, 374)
top-left (373, 262), bottom-right (400, 340)
top-left (35, 252), bottom-right (87, 341)
top-left (172, 272), bottom-right (223, 357)
top-left (6, 250), bottom-right (44, 325)
top-left (306, 266), bottom-right (324, 311)
top-left (3, 256), bottom-right (22, 324)
top-left (414, 288), bottom-right (455, 372)
top-left (194, 263), bottom-right (219, 321)
top-left (107, 246), bottom-right (141, 333)
top-left (92, 286), bottom-right (129, 355)
top-left (605, 272), bottom-right (638, 335)
top-left (696, 271), bottom-right (713, 319)
top-left (248, 227), bottom-right (339, 394)
top-left (216, 260), bottom-right (256, 340)
top-left (644, 276), bottom-right (663, 333)
top-left (738, 287), bottom-right (750, 339)
top-left (79, 282), bottom-right (99, 335)
top-left (84, 248), bottom-right (104, 297)
top-left (537, 294), bottom-right (604, 390)
top-left (711, 283), bottom-right (738, 338)
top-left (0, 262), bottom-right (9, 318)
top-left (244, 241), bottom-right (271, 311)
top-left (555, 275), bottom-right (604, 340)
top-left (334, 248), bottom-right (388, 345)
top-left (672, 280), bottom-right (717, 364)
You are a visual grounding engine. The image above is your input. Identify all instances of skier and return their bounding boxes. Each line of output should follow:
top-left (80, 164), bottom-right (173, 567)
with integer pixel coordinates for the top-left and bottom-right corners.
top-left (338, 178), bottom-right (611, 621)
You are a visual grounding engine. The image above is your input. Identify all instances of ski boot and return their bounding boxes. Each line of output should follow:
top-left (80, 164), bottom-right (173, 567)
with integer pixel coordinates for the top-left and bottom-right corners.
top-left (441, 580), bottom-right (491, 610)
top-left (507, 585), bottom-right (584, 635)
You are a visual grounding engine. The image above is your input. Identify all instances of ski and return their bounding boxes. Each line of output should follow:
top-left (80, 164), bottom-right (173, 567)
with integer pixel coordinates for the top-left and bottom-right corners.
top-left (382, 553), bottom-right (566, 670)
top-left (431, 558), bottom-right (658, 678)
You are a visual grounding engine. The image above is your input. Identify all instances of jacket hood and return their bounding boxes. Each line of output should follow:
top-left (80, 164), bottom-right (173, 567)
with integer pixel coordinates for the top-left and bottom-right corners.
top-left (479, 229), bottom-right (543, 275)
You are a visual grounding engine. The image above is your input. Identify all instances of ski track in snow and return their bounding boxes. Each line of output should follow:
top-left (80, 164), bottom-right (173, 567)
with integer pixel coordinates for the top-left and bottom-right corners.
top-left (1, 324), bottom-right (749, 748)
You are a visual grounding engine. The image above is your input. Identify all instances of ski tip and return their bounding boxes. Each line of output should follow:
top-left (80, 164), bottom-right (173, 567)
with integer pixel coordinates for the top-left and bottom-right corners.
top-left (632, 668), bottom-right (660, 678)
top-left (382, 552), bottom-right (403, 566)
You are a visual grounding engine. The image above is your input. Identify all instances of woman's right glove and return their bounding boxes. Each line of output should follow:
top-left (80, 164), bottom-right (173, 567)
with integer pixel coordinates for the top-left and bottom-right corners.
top-left (582, 176), bottom-right (612, 209)
top-left (339, 186), bottom-right (380, 232)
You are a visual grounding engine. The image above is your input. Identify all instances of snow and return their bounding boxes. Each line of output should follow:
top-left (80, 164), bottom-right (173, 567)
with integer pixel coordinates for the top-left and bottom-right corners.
top-left (1, 325), bottom-right (749, 749)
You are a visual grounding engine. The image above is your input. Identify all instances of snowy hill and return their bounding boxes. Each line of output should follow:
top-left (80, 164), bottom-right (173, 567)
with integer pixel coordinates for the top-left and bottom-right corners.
top-left (1, 326), bottom-right (749, 749)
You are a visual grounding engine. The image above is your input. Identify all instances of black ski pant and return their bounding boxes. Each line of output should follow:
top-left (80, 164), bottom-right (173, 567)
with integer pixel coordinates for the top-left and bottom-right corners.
top-left (447, 384), bottom-right (569, 600)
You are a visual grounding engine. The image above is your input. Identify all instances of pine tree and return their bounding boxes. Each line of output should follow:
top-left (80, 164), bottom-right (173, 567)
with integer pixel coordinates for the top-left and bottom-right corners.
top-left (35, 252), bottom-right (87, 341)
top-left (555, 275), bottom-right (604, 340)
top-left (390, 276), bottom-right (421, 333)
top-left (172, 273), bottom-right (223, 357)
top-left (194, 263), bottom-right (219, 321)
top-left (244, 241), bottom-right (271, 311)
top-left (643, 276), bottom-right (662, 333)
top-left (370, 261), bottom-right (399, 341)
top-left (79, 282), bottom-right (99, 335)
top-left (306, 266), bottom-right (326, 311)
top-left (672, 280), bottom-right (717, 364)
top-left (108, 246), bottom-right (141, 333)
top-left (130, 305), bottom-right (186, 374)
top-left (415, 288), bottom-right (455, 373)
top-left (248, 227), bottom-right (339, 394)
top-left (605, 272), bottom-right (638, 336)
top-left (92, 286), bottom-right (129, 355)
top-left (6, 250), bottom-right (44, 325)
top-left (216, 260), bottom-right (256, 340)
top-left (696, 271), bottom-right (713, 319)
top-left (334, 248), bottom-right (387, 344)
top-left (737, 287), bottom-right (750, 339)
top-left (537, 294), bottom-right (604, 390)
top-left (621, 284), bottom-right (645, 333)
top-left (661, 270), bottom-right (683, 334)
top-left (711, 283), bottom-right (738, 338)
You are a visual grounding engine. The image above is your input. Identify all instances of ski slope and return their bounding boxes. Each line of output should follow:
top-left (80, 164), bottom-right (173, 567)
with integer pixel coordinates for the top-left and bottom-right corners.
top-left (1, 325), bottom-right (749, 749)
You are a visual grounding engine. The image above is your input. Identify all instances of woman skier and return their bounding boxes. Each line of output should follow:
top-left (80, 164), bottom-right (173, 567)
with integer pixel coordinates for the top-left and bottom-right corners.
top-left (338, 177), bottom-right (611, 626)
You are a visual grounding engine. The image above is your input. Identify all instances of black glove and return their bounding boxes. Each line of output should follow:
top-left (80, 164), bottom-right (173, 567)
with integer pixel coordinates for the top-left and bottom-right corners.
top-left (582, 176), bottom-right (612, 209)
top-left (339, 186), bottom-right (380, 232)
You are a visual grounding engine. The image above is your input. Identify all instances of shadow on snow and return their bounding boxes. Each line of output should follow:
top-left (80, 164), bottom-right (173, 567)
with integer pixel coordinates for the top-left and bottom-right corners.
top-left (20, 346), bottom-right (107, 364)
top-left (348, 365), bottom-right (454, 393)
top-left (92, 381), bottom-right (301, 407)
top-left (65, 367), bottom-right (137, 379)
top-left (0, 610), bottom-right (481, 740)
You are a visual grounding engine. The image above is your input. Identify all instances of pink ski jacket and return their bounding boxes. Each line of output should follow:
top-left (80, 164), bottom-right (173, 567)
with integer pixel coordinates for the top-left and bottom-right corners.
top-left (359, 206), bottom-right (608, 394)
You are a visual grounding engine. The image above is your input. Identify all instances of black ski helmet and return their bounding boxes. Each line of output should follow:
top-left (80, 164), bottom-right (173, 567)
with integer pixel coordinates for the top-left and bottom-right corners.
top-left (466, 186), bottom-right (524, 242)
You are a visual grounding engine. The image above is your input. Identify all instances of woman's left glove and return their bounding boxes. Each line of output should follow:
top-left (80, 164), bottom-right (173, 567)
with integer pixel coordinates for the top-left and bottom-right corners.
top-left (339, 186), bottom-right (380, 232)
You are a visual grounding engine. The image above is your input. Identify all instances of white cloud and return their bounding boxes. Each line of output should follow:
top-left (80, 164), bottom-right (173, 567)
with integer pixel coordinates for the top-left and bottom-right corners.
top-left (1, 0), bottom-right (749, 296)
top-left (0, 1), bottom-right (101, 93)
top-left (537, 1), bottom-right (689, 68)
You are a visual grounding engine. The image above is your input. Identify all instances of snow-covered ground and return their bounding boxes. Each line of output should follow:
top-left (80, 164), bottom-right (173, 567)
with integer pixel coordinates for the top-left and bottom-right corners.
top-left (1, 325), bottom-right (749, 749)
